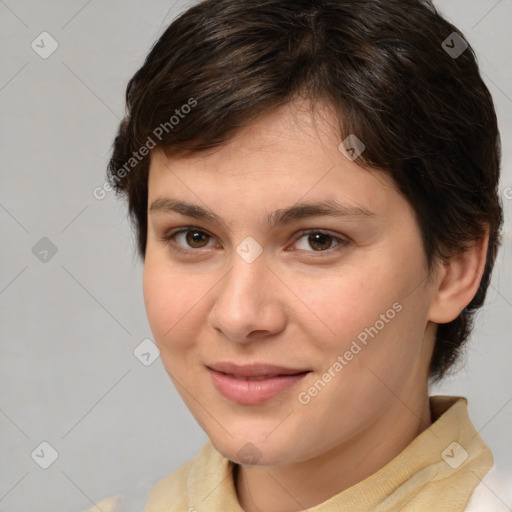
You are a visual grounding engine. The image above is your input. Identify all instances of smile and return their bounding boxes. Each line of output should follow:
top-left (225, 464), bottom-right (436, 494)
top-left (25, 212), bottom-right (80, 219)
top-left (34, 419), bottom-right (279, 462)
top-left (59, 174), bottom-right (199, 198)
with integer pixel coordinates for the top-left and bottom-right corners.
top-left (207, 362), bottom-right (311, 405)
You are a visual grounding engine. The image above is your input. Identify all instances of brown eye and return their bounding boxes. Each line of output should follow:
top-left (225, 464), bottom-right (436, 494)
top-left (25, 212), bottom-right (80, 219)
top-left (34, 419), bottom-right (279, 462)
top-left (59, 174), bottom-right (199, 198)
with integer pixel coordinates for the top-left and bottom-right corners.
top-left (307, 232), bottom-right (334, 251)
top-left (163, 227), bottom-right (216, 253)
top-left (185, 229), bottom-right (211, 248)
top-left (293, 231), bottom-right (346, 253)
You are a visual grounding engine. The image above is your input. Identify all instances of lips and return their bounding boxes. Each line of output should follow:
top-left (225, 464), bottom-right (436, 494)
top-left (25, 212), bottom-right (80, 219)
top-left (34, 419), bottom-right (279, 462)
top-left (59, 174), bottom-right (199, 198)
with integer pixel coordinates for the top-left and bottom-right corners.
top-left (208, 362), bottom-right (310, 377)
top-left (207, 362), bottom-right (311, 405)
top-left (225, 375), bottom-right (272, 381)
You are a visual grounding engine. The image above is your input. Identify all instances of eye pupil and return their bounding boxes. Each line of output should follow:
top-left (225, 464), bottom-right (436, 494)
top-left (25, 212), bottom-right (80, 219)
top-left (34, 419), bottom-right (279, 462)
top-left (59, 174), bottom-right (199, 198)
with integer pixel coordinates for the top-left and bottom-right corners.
top-left (186, 230), bottom-right (209, 248)
top-left (309, 233), bottom-right (332, 251)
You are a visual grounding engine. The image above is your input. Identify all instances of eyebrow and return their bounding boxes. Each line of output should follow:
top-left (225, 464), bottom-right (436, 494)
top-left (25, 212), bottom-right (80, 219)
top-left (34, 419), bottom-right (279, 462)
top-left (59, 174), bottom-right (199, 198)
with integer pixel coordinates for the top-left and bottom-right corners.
top-left (149, 198), bottom-right (375, 231)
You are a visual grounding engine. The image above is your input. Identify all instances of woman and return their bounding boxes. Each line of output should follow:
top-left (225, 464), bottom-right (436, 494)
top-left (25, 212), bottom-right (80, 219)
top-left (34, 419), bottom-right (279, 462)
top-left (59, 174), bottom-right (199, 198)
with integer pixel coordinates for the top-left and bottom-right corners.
top-left (87, 0), bottom-right (507, 509)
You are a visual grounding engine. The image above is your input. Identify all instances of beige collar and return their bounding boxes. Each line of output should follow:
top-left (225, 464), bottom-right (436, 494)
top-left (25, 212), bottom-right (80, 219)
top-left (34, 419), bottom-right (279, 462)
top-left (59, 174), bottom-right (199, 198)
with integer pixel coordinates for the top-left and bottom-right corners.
top-left (146, 396), bottom-right (493, 511)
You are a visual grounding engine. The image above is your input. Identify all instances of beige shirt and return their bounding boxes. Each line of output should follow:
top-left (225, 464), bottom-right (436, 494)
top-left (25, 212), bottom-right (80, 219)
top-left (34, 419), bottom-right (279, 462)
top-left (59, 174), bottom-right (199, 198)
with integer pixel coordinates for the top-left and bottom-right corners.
top-left (85, 395), bottom-right (495, 511)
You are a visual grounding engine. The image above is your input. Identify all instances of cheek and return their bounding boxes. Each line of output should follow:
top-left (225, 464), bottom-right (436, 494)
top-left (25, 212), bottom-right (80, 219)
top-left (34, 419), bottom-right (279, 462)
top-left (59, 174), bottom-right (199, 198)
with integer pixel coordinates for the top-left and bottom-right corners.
top-left (298, 265), bottom-right (399, 344)
top-left (142, 255), bottom-right (205, 354)
top-left (304, 253), bottom-right (429, 361)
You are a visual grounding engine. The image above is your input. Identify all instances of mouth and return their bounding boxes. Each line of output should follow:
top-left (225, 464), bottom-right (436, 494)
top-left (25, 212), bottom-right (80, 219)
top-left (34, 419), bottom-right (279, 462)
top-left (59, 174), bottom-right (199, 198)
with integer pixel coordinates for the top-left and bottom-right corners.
top-left (218, 373), bottom-right (282, 381)
top-left (206, 362), bottom-right (311, 405)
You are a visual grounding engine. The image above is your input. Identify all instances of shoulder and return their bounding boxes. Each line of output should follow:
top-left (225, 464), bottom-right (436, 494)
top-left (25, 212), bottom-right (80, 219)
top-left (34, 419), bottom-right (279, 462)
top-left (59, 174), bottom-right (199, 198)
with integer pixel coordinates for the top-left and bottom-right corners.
top-left (465, 465), bottom-right (512, 511)
top-left (145, 452), bottom-right (197, 507)
top-left (78, 441), bottom-right (227, 512)
top-left (78, 475), bottom-right (158, 512)
top-left (145, 440), bottom-right (229, 510)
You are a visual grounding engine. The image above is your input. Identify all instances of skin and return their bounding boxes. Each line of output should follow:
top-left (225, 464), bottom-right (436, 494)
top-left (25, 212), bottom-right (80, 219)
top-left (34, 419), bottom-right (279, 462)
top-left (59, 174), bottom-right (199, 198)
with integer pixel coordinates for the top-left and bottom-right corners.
top-left (143, 99), bottom-right (488, 511)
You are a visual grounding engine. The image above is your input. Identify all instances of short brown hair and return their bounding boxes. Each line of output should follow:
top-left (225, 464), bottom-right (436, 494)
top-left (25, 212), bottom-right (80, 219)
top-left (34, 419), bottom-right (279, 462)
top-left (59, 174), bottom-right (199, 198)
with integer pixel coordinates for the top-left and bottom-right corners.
top-left (107, 0), bottom-right (503, 382)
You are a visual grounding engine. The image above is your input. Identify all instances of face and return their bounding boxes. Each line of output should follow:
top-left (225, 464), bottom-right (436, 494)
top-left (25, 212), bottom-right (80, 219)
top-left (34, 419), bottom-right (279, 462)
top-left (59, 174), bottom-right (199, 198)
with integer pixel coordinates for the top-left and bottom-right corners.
top-left (143, 100), bottom-right (438, 467)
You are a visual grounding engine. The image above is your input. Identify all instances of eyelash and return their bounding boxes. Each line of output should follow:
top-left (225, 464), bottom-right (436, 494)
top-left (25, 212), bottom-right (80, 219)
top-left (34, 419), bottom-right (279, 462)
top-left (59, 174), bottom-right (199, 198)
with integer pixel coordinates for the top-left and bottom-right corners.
top-left (160, 226), bottom-right (349, 257)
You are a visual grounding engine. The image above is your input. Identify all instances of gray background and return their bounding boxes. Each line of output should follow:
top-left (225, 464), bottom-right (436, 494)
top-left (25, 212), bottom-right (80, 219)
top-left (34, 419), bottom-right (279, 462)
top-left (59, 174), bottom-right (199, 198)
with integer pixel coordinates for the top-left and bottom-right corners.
top-left (0, 1), bottom-right (511, 511)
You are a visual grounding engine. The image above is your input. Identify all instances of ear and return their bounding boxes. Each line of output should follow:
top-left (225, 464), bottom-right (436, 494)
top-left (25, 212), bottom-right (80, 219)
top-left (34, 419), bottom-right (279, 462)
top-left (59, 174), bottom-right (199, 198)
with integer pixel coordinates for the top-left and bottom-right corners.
top-left (428, 228), bottom-right (489, 324)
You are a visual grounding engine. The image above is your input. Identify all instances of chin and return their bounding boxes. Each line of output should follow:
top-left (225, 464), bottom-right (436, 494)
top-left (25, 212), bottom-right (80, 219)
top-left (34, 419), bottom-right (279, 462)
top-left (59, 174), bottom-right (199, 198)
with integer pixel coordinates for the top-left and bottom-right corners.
top-left (208, 430), bottom-right (300, 467)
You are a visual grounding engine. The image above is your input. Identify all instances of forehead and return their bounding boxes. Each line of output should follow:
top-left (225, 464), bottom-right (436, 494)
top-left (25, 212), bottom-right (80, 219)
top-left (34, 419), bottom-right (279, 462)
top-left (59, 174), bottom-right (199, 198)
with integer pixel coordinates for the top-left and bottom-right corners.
top-left (147, 100), bottom-right (400, 218)
top-left (158, 101), bottom-right (353, 167)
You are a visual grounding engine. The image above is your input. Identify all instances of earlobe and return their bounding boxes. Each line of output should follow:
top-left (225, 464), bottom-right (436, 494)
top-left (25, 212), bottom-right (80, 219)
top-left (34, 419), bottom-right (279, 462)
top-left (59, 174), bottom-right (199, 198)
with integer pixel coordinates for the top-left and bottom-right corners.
top-left (428, 229), bottom-right (489, 324)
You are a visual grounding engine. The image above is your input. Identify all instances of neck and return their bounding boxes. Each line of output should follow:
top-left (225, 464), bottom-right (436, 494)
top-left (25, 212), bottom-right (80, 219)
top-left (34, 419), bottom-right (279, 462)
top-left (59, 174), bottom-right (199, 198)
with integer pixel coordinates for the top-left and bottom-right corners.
top-left (236, 392), bottom-right (432, 512)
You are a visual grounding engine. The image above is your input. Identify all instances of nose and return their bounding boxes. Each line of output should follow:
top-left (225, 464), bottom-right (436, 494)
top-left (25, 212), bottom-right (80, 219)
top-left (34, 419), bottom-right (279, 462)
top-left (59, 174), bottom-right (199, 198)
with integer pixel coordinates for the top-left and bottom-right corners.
top-left (207, 252), bottom-right (287, 345)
